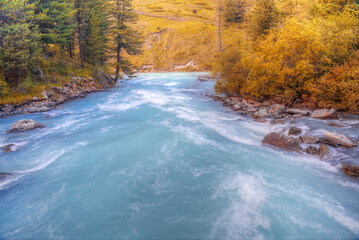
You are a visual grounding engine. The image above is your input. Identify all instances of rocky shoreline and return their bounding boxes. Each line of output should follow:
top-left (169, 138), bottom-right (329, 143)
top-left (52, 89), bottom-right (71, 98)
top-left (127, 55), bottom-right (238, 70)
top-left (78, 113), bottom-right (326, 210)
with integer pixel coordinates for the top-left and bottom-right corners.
top-left (0, 72), bottom-right (115, 118)
top-left (208, 95), bottom-right (359, 177)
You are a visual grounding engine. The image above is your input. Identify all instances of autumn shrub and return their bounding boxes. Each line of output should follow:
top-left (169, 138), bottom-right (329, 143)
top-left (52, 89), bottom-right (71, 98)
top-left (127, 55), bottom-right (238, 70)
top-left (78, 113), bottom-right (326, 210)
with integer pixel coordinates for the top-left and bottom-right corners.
top-left (307, 52), bottom-right (359, 111)
top-left (242, 19), bottom-right (330, 102)
top-left (0, 73), bottom-right (10, 97)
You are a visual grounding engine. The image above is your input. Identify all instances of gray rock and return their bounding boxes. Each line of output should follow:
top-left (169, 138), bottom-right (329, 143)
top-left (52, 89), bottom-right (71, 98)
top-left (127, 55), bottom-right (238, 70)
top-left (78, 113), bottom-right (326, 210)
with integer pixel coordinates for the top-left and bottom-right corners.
top-left (324, 131), bottom-right (357, 148)
top-left (288, 126), bottom-right (302, 136)
top-left (286, 108), bottom-right (312, 116)
top-left (270, 119), bottom-right (286, 125)
top-left (253, 107), bottom-right (269, 118)
top-left (7, 119), bottom-right (45, 133)
top-left (300, 134), bottom-right (319, 144)
top-left (311, 109), bottom-right (337, 120)
top-left (262, 132), bottom-right (301, 152)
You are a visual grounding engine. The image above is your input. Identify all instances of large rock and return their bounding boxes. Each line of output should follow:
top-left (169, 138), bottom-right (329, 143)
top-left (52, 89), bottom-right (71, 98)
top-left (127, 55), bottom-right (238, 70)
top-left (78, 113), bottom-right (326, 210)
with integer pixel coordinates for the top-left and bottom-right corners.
top-left (262, 132), bottom-right (301, 152)
top-left (300, 134), bottom-right (319, 144)
top-left (324, 131), bottom-right (357, 148)
top-left (7, 119), bottom-right (45, 133)
top-left (286, 108), bottom-right (312, 116)
top-left (311, 109), bottom-right (337, 119)
top-left (288, 126), bottom-right (302, 136)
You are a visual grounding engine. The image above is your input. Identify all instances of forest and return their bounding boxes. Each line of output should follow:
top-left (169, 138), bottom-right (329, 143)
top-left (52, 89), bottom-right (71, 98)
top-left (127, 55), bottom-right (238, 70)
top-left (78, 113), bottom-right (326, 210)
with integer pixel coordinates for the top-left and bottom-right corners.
top-left (0, 0), bottom-right (141, 104)
top-left (215, 0), bottom-right (359, 111)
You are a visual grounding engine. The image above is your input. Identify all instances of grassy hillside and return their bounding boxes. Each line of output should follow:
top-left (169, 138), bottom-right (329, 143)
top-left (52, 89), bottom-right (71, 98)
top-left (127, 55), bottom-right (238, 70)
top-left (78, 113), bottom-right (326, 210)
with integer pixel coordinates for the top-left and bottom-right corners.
top-left (128, 0), bottom-right (221, 71)
top-left (128, 0), bottom-right (313, 71)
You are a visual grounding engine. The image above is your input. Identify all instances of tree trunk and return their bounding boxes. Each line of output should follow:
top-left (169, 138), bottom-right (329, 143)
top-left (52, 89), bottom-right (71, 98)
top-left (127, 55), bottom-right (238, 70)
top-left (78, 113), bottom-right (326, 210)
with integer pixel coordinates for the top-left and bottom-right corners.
top-left (115, 42), bottom-right (121, 82)
top-left (218, 2), bottom-right (223, 53)
top-left (75, 1), bottom-right (84, 68)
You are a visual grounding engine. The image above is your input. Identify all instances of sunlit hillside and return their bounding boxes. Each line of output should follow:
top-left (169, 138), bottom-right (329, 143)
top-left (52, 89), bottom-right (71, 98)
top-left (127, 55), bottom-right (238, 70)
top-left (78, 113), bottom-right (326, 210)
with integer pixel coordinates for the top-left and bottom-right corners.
top-left (128, 0), bottom-right (221, 71)
top-left (128, 0), bottom-right (313, 71)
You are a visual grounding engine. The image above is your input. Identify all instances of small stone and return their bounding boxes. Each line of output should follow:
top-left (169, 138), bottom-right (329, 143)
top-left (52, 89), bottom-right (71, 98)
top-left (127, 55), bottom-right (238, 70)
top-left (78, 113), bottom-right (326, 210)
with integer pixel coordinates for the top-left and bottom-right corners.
top-left (268, 104), bottom-right (286, 116)
top-left (343, 165), bottom-right (359, 177)
top-left (328, 122), bottom-right (345, 128)
top-left (262, 132), bottom-right (301, 152)
top-left (286, 108), bottom-right (312, 116)
top-left (270, 119), bottom-right (286, 125)
top-left (288, 126), bottom-right (302, 136)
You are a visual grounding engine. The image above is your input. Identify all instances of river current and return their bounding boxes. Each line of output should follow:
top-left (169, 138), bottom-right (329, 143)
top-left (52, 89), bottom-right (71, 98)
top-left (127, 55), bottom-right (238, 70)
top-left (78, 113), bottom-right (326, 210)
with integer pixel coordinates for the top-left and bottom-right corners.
top-left (0, 73), bottom-right (358, 239)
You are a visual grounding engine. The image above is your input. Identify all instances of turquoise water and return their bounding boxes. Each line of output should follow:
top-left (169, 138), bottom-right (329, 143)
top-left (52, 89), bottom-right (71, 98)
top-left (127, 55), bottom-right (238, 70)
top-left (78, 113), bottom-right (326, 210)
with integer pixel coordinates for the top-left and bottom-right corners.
top-left (0, 73), bottom-right (358, 239)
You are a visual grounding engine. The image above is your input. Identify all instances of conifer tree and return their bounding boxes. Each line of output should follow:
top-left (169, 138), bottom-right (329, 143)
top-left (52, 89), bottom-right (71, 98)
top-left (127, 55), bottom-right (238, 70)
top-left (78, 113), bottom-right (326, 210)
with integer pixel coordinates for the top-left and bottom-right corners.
top-left (35, 0), bottom-right (76, 51)
top-left (108, 0), bottom-right (142, 81)
top-left (224, 0), bottom-right (245, 27)
top-left (247, 0), bottom-right (279, 40)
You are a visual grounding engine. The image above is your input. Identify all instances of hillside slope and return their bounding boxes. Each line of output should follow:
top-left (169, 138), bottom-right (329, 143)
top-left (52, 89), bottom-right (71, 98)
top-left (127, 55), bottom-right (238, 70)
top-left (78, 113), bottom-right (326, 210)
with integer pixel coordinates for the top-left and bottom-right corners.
top-left (129, 0), bottom-right (220, 71)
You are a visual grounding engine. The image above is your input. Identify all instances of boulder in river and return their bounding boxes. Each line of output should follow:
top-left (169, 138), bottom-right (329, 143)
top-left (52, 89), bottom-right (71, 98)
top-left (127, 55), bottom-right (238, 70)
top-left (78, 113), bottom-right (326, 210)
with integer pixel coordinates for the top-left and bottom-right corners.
top-left (7, 119), bottom-right (45, 133)
top-left (324, 131), bottom-right (357, 148)
top-left (311, 109), bottom-right (337, 120)
top-left (262, 132), bottom-right (301, 152)
top-left (288, 126), bottom-right (302, 136)
top-left (1, 144), bottom-right (15, 153)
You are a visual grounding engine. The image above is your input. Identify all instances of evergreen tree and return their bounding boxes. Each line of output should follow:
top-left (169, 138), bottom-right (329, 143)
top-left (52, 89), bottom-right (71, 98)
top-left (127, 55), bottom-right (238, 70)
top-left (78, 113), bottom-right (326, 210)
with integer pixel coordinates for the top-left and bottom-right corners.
top-left (224, 0), bottom-right (245, 27)
top-left (247, 0), bottom-right (279, 40)
top-left (87, 0), bottom-right (109, 67)
top-left (35, 0), bottom-right (76, 52)
top-left (108, 0), bottom-right (142, 81)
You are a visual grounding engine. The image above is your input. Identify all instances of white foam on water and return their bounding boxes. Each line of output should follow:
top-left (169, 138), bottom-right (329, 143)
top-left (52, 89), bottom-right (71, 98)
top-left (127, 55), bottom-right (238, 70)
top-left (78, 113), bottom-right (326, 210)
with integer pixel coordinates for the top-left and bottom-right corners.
top-left (99, 99), bottom-right (146, 112)
top-left (163, 82), bottom-right (178, 86)
top-left (14, 150), bottom-right (66, 175)
top-left (211, 173), bottom-right (270, 240)
top-left (173, 125), bottom-right (218, 147)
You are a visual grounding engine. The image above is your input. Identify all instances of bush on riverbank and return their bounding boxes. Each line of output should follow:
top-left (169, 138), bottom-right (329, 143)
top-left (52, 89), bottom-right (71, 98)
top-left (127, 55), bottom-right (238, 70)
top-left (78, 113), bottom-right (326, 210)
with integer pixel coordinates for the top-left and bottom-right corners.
top-left (214, 0), bottom-right (359, 112)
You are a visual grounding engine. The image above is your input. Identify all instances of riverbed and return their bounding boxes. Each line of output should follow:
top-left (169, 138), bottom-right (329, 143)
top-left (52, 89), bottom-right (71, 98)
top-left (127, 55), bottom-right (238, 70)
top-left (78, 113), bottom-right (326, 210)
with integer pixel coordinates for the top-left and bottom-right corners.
top-left (0, 73), bottom-right (358, 239)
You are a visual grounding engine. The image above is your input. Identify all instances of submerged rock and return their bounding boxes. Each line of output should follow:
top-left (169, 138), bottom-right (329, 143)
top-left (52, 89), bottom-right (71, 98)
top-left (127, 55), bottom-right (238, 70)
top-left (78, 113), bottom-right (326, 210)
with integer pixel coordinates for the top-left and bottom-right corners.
top-left (328, 122), bottom-right (345, 128)
top-left (1, 144), bottom-right (15, 153)
top-left (0, 173), bottom-right (11, 180)
top-left (324, 131), bottom-right (357, 148)
top-left (262, 132), bottom-right (301, 152)
top-left (311, 109), bottom-right (337, 120)
top-left (288, 126), bottom-right (302, 136)
top-left (7, 119), bottom-right (45, 133)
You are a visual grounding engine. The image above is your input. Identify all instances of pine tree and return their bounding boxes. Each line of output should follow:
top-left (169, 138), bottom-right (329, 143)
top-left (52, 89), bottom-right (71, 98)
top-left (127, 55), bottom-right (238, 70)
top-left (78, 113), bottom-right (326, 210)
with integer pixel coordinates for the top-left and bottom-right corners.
top-left (87, 0), bottom-right (109, 67)
top-left (224, 0), bottom-right (245, 27)
top-left (247, 0), bottom-right (279, 40)
top-left (35, 0), bottom-right (76, 52)
top-left (108, 0), bottom-right (142, 81)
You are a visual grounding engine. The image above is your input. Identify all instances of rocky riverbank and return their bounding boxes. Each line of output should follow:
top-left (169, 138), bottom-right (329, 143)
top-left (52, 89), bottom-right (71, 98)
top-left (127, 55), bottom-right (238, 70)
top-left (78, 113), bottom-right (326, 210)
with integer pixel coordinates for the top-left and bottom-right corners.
top-left (208, 95), bottom-right (359, 177)
top-left (0, 72), bottom-right (115, 118)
